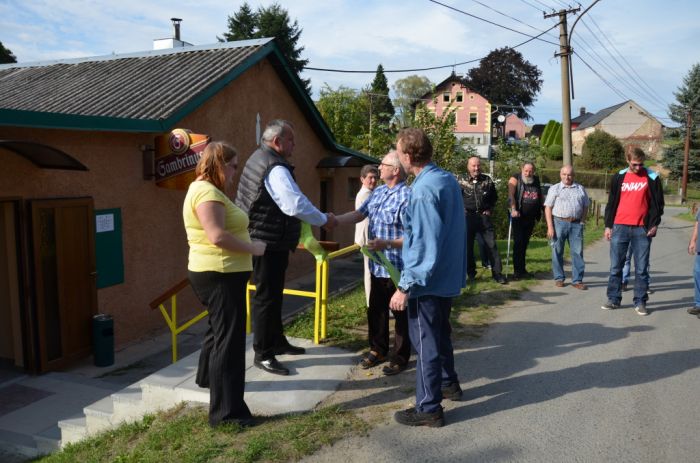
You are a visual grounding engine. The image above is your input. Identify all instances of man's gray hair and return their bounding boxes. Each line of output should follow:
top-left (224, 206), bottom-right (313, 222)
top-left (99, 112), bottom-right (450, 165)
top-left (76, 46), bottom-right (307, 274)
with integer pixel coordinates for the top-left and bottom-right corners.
top-left (261, 119), bottom-right (294, 143)
top-left (385, 150), bottom-right (407, 179)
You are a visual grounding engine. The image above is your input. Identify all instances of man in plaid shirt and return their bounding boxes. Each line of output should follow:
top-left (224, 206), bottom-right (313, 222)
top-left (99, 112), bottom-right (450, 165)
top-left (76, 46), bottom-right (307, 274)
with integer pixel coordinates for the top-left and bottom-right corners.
top-left (335, 150), bottom-right (412, 375)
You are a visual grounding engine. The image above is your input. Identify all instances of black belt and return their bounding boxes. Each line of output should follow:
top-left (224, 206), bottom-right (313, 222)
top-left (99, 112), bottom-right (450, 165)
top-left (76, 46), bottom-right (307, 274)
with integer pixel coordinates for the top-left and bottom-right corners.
top-left (466, 210), bottom-right (486, 215)
top-left (554, 216), bottom-right (581, 223)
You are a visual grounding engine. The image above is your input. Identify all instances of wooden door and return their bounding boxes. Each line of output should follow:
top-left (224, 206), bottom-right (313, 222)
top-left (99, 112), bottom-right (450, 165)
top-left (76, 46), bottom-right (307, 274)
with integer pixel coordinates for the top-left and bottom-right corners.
top-left (30, 198), bottom-right (97, 371)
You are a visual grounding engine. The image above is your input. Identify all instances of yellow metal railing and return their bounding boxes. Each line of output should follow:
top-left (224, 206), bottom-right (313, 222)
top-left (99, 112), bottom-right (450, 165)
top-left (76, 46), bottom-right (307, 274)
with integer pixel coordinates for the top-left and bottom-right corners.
top-left (151, 243), bottom-right (360, 362)
top-left (149, 278), bottom-right (208, 363)
top-left (246, 243), bottom-right (360, 344)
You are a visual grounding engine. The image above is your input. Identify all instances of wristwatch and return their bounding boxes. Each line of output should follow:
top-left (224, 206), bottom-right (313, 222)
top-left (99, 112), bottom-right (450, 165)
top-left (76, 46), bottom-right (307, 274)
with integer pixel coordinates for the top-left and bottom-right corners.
top-left (398, 286), bottom-right (409, 294)
top-left (386, 241), bottom-right (392, 250)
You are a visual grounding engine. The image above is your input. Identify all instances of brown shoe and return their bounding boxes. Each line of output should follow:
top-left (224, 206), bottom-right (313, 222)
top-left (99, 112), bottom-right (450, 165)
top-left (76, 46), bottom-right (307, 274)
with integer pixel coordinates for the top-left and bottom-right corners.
top-left (572, 282), bottom-right (588, 290)
top-left (555, 280), bottom-right (565, 287)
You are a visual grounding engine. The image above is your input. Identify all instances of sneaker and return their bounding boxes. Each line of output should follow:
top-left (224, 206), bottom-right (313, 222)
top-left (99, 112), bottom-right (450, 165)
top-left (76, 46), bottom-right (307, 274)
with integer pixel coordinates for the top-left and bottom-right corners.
top-left (635, 304), bottom-right (649, 316)
top-left (647, 287), bottom-right (655, 295)
top-left (687, 307), bottom-right (700, 315)
top-left (555, 280), bottom-right (565, 288)
top-left (494, 275), bottom-right (507, 285)
top-left (394, 406), bottom-right (444, 427)
top-left (441, 382), bottom-right (463, 401)
top-left (572, 282), bottom-right (588, 290)
top-left (601, 301), bottom-right (620, 310)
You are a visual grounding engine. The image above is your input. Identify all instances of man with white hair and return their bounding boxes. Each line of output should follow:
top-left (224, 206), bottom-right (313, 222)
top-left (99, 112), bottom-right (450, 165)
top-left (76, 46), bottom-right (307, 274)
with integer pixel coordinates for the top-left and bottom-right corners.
top-left (235, 119), bottom-right (337, 376)
top-left (336, 151), bottom-right (411, 376)
top-left (508, 162), bottom-right (544, 279)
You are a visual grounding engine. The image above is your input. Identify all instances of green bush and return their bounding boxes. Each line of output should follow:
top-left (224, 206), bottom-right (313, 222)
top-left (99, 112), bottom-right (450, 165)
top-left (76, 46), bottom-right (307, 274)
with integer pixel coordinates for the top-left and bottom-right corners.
top-left (581, 130), bottom-right (625, 170)
top-left (546, 144), bottom-right (563, 160)
top-left (539, 168), bottom-right (615, 190)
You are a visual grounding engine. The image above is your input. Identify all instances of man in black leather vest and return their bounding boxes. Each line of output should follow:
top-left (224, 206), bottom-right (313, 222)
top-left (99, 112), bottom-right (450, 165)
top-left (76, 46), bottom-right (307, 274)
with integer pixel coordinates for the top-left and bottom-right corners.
top-left (235, 119), bottom-right (336, 375)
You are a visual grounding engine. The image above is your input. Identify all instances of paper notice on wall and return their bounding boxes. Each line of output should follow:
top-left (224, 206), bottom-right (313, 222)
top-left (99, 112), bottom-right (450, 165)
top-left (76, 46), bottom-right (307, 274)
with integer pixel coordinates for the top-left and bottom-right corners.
top-left (96, 214), bottom-right (115, 233)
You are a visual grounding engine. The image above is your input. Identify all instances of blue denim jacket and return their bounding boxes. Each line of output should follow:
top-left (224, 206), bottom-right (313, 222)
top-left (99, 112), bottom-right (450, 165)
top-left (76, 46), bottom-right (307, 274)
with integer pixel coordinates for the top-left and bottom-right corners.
top-left (399, 163), bottom-right (467, 298)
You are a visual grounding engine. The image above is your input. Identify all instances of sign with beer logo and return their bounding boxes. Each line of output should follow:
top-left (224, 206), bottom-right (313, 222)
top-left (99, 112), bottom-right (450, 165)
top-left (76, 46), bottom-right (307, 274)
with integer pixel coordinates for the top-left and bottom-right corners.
top-left (154, 129), bottom-right (210, 189)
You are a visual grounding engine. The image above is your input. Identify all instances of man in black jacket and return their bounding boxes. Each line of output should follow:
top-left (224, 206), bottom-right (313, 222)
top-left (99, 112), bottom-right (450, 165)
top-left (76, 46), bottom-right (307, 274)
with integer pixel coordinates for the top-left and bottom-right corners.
top-left (461, 156), bottom-right (506, 284)
top-left (601, 148), bottom-right (664, 316)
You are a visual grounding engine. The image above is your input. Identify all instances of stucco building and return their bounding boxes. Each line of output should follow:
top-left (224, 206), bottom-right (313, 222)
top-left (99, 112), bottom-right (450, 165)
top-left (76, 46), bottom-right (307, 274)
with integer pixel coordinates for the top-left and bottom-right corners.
top-left (571, 100), bottom-right (664, 158)
top-left (0, 39), bottom-right (373, 373)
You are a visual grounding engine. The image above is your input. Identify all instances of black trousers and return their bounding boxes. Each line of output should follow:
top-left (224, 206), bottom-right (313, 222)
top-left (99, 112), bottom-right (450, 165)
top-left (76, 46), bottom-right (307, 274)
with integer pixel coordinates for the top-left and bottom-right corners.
top-left (251, 249), bottom-right (290, 360)
top-left (189, 270), bottom-right (252, 426)
top-left (513, 216), bottom-right (537, 275)
top-left (466, 213), bottom-right (503, 279)
top-left (368, 276), bottom-right (411, 365)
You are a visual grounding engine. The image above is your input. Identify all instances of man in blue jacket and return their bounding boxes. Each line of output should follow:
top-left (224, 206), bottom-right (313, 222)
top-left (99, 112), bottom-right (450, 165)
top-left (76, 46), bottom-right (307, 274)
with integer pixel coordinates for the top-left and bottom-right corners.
top-left (390, 128), bottom-right (467, 427)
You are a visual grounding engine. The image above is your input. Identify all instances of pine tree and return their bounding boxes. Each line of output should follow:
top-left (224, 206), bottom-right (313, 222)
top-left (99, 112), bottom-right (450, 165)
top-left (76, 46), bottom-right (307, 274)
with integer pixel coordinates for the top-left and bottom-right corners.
top-left (219, 2), bottom-right (311, 94)
top-left (664, 63), bottom-right (700, 181)
top-left (0, 41), bottom-right (16, 64)
top-left (368, 64), bottom-right (395, 126)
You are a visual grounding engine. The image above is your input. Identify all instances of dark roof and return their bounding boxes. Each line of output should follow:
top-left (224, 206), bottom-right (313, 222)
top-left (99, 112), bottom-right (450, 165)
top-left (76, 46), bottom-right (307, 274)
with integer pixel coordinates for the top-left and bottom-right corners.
top-left (574, 101), bottom-right (629, 131)
top-left (571, 111), bottom-right (594, 125)
top-left (0, 38), bottom-right (376, 164)
top-left (417, 72), bottom-right (465, 101)
top-left (529, 124), bottom-right (545, 137)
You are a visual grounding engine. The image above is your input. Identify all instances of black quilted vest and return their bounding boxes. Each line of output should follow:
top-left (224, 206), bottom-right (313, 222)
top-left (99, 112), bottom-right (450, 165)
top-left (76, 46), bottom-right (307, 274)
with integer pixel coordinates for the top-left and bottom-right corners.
top-left (235, 145), bottom-right (301, 251)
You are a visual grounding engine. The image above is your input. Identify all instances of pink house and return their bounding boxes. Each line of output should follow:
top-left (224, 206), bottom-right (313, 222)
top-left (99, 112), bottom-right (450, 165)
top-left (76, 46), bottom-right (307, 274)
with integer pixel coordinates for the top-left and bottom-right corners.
top-left (504, 113), bottom-right (527, 140)
top-left (417, 73), bottom-right (492, 158)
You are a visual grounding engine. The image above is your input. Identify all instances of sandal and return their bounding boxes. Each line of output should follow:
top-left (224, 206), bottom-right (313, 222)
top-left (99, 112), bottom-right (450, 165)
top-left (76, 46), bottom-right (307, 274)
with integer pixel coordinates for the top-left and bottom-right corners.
top-left (382, 362), bottom-right (407, 376)
top-left (360, 351), bottom-right (385, 369)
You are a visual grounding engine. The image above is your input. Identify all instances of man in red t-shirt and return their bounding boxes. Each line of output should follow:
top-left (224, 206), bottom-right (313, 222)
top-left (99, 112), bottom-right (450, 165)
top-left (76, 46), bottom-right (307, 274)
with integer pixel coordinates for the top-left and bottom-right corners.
top-left (601, 148), bottom-right (664, 315)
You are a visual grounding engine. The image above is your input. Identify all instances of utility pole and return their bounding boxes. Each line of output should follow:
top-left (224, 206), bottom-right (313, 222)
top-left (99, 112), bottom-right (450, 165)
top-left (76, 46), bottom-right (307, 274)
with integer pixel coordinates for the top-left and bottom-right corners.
top-left (545, 1), bottom-right (600, 167)
top-left (682, 109), bottom-right (692, 203)
top-left (545, 6), bottom-right (579, 166)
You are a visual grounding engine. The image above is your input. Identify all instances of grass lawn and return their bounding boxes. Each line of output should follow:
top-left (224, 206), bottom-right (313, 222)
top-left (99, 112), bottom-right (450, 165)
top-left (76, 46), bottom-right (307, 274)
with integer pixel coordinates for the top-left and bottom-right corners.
top-left (38, 221), bottom-right (604, 463)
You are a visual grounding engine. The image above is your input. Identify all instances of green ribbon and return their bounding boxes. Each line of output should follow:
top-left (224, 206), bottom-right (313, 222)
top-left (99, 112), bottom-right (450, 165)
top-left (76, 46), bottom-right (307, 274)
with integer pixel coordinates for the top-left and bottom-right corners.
top-left (360, 246), bottom-right (401, 287)
top-left (299, 222), bottom-right (328, 262)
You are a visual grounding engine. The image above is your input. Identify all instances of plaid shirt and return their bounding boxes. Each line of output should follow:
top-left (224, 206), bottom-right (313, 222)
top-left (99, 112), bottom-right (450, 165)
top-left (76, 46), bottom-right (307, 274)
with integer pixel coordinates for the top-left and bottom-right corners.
top-left (358, 182), bottom-right (410, 278)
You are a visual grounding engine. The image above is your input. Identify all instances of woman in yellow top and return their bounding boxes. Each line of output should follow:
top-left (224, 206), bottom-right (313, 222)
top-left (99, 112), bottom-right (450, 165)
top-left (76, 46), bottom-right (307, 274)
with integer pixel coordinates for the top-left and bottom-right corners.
top-left (183, 141), bottom-right (266, 427)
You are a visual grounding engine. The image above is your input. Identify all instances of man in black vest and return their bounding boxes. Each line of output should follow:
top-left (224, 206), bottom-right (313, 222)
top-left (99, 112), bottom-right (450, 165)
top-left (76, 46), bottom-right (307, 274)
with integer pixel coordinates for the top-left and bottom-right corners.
top-left (507, 162), bottom-right (544, 280)
top-left (235, 119), bottom-right (336, 375)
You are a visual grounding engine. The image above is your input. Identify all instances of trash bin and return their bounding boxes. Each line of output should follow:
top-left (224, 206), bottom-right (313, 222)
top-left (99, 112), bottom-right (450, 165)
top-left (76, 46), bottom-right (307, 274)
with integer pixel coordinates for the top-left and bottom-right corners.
top-left (93, 314), bottom-right (114, 367)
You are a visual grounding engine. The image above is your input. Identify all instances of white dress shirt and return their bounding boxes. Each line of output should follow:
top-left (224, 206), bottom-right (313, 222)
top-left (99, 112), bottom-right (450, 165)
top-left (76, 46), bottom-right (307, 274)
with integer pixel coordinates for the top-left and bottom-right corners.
top-left (264, 165), bottom-right (327, 226)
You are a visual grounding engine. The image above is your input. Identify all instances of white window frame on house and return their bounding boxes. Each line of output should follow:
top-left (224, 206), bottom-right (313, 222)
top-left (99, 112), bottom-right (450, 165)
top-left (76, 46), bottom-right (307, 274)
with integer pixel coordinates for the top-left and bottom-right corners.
top-left (469, 112), bottom-right (478, 125)
top-left (456, 92), bottom-right (463, 102)
top-left (443, 92), bottom-right (450, 103)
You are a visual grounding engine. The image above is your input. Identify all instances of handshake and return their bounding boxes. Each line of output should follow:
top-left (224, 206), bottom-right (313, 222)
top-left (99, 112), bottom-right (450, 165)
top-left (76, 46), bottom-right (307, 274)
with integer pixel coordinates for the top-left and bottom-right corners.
top-left (323, 212), bottom-right (338, 230)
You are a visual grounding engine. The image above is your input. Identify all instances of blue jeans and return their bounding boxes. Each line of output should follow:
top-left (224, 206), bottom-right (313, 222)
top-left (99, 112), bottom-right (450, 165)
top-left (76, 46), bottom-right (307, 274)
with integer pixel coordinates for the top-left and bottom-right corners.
top-left (552, 219), bottom-right (585, 283)
top-left (622, 242), bottom-right (651, 285)
top-left (407, 295), bottom-right (459, 414)
top-left (607, 225), bottom-right (651, 306)
top-left (694, 255), bottom-right (700, 307)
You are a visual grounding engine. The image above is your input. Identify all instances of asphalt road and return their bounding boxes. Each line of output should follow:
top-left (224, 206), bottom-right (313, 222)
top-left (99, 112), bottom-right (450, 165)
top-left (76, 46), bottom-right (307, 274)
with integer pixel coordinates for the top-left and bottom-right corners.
top-left (305, 208), bottom-right (700, 463)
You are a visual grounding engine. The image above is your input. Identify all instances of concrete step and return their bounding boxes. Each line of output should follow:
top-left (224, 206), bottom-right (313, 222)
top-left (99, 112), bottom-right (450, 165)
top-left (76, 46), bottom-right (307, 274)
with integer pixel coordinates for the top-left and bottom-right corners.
top-left (34, 425), bottom-right (61, 455)
top-left (84, 396), bottom-right (114, 434)
top-left (57, 416), bottom-right (87, 446)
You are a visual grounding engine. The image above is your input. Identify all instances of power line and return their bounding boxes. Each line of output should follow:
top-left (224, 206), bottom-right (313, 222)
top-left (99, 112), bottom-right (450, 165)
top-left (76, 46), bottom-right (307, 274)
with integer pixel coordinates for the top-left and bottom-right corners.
top-left (427, 0), bottom-right (560, 46)
top-left (303, 22), bottom-right (559, 74)
top-left (586, 14), bottom-right (669, 107)
top-left (578, 18), bottom-right (668, 110)
top-left (518, 0), bottom-right (545, 12)
top-left (464, 0), bottom-right (559, 40)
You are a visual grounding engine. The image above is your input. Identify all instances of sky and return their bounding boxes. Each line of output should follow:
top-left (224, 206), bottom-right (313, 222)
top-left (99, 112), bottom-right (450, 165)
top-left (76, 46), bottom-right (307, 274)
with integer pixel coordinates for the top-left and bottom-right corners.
top-left (1, 0), bottom-right (697, 126)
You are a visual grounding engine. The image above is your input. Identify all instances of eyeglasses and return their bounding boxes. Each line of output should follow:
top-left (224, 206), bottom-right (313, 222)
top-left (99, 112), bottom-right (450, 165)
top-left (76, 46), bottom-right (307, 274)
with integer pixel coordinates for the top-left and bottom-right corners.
top-left (380, 162), bottom-right (397, 168)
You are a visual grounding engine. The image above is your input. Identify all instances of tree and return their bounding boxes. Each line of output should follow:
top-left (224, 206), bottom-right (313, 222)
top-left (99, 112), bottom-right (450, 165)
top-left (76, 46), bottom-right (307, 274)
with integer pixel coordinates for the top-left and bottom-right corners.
top-left (220, 2), bottom-right (311, 94)
top-left (315, 84), bottom-right (369, 152)
top-left (581, 130), bottom-right (625, 170)
top-left (664, 63), bottom-right (700, 182)
top-left (413, 103), bottom-right (474, 175)
top-left (0, 41), bottom-right (16, 64)
top-left (392, 75), bottom-right (433, 127)
top-left (464, 47), bottom-right (542, 120)
top-left (368, 64), bottom-right (394, 126)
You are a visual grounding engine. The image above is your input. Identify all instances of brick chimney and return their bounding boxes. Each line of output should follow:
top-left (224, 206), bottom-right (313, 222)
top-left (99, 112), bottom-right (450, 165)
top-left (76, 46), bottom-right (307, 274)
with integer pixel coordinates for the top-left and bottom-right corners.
top-left (580, 107), bottom-right (586, 116)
